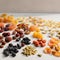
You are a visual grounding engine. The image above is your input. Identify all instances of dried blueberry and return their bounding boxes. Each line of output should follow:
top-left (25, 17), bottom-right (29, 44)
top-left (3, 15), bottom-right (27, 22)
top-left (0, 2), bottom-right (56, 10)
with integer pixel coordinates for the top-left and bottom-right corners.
top-left (9, 43), bottom-right (13, 47)
top-left (11, 51), bottom-right (16, 57)
top-left (17, 44), bottom-right (21, 49)
top-left (3, 49), bottom-right (9, 57)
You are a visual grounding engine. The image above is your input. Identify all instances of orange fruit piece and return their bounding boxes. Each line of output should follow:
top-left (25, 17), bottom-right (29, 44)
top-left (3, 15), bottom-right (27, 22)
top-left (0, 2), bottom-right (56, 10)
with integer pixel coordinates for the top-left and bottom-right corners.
top-left (8, 24), bottom-right (16, 30)
top-left (29, 25), bottom-right (40, 32)
top-left (33, 32), bottom-right (43, 39)
top-left (0, 22), bottom-right (4, 28)
top-left (43, 47), bottom-right (52, 54)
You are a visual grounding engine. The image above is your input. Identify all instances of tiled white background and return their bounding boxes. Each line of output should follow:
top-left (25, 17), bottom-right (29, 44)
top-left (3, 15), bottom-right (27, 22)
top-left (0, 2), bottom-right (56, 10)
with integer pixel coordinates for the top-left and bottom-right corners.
top-left (0, 0), bottom-right (60, 12)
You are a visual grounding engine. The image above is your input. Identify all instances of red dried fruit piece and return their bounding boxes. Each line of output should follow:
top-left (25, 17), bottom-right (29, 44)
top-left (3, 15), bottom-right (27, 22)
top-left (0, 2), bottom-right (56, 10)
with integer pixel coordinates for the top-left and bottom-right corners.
top-left (41, 43), bottom-right (46, 47)
top-left (33, 40), bottom-right (40, 47)
top-left (21, 43), bottom-right (25, 47)
top-left (42, 40), bottom-right (46, 43)
top-left (2, 32), bottom-right (10, 37)
top-left (0, 36), bottom-right (3, 39)
top-left (5, 36), bottom-right (12, 42)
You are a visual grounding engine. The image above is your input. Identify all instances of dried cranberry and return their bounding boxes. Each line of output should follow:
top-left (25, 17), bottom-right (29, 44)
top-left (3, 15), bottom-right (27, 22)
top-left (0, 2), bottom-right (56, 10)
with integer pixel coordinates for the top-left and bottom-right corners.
top-left (5, 36), bottom-right (12, 42)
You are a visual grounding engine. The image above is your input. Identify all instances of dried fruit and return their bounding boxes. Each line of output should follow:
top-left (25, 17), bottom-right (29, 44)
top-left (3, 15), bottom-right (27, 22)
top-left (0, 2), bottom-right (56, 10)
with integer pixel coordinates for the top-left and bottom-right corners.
top-left (33, 32), bottom-right (43, 39)
top-left (8, 24), bottom-right (16, 30)
top-left (52, 51), bottom-right (60, 57)
top-left (22, 46), bottom-right (37, 56)
top-left (33, 39), bottom-right (46, 47)
top-left (29, 25), bottom-right (40, 32)
top-left (5, 36), bottom-right (12, 42)
top-left (2, 32), bottom-right (10, 37)
top-left (43, 47), bottom-right (52, 54)
top-left (0, 22), bottom-right (4, 28)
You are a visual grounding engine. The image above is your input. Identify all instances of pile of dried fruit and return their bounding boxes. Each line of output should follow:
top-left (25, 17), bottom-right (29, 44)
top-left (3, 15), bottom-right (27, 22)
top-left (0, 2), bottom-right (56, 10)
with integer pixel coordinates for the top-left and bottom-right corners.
top-left (3, 43), bottom-right (21, 57)
top-left (22, 46), bottom-right (37, 56)
top-left (44, 38), bottom-right (60, 57)
top-left (33, 39), bottom-right (46, 47)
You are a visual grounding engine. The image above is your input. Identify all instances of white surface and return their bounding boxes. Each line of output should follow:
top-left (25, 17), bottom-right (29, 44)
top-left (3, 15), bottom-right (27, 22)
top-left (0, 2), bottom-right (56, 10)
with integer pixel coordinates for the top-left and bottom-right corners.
top-left (0, 13), bottom-right (60, 60)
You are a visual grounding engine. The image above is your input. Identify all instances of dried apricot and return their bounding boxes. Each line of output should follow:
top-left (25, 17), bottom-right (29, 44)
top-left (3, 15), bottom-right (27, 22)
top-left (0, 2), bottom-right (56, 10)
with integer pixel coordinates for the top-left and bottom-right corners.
top-left (52, 51), bottom-right (60, 57)
top-left (29, 25), bottom-right (40, 32)
top-left (33, 32), bottom-right (43, 39)
top-left (43, 47), bottom-right (52, 54)
top-left (0, 22), bottom-right (4, 28)
top-left (8, 24), bottom-right (16, 30)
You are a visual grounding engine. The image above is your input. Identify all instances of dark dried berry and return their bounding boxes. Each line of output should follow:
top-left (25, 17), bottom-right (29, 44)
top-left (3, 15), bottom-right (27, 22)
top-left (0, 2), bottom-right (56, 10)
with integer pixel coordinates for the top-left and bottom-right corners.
top-left (4, 27), bottom-right (9, 31)
top-left (9, 43), bottom-right (13, 47)
top-left (16, 38), bottom-right (20, 42)
top-left (12, 36), bottom-right (16, 40)
top-left (11, 52), bottom-right (16, 57)
top-left (13, 49), bottom-right (18, 53)
top-left (6, 24), bottom-right (10, 27)
top-left (5, 36), bottom-right (12, 42)
top-left (2, 41), bottom-right (6, 45)
top-left (17, 44), bottom-right (21, 49)
top-left (3, 49), bottom-right (9, 57)
top-left (23, 37), bottom-right (30, 41)
top-left (2, 32), bottom-right (10, 37)
top-left (21, 43), bottom-right (25, 47)
top-left (16, 33), bottom-right (20, 37)
top-left (0, 45), bottom-right (4, 48)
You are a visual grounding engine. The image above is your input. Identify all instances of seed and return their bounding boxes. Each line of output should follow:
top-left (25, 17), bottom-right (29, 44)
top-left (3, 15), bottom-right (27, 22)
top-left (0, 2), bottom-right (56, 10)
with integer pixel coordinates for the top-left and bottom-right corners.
top-left (37, 54), bottom-right (42, 57)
